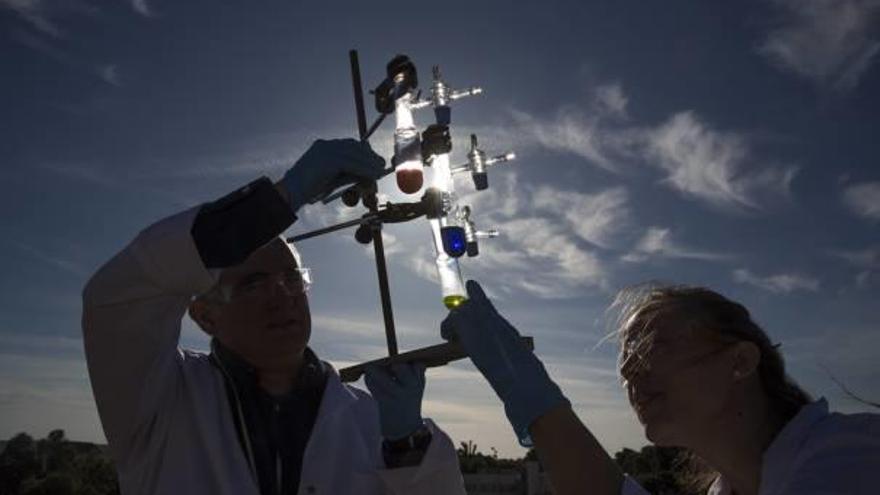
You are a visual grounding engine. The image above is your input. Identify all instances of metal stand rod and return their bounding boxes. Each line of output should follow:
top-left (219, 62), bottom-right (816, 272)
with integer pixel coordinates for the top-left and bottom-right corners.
top-left (287, 199), bottom-right (427, 243)
top-left (371, 223), bottom-right (397, 355)
top-left (350, 49), bottom-right (399, 357)
top-left (286, 214), bottom-right (376, 243)
top-left (350, 50), bottom-right (368, 138)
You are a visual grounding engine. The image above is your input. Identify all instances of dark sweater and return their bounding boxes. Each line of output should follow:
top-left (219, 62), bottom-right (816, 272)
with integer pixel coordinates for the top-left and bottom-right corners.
top-left (212, 341), bottom-right (327, 495)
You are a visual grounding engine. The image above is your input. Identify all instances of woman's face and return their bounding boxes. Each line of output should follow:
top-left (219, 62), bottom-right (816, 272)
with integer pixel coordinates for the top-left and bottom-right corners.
top-left (620, 311), bottom-right (739, 447)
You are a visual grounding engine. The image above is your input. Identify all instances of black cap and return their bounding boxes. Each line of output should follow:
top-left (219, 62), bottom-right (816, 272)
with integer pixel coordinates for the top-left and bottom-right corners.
top-left (472, 172), bottom-right (489, 191)
top-left (466, 242), bottom-right (479, 257)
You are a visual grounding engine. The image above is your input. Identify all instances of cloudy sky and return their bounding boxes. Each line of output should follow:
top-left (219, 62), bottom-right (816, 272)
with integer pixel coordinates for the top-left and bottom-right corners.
top-left (1, 0), bottom-right (879, 458)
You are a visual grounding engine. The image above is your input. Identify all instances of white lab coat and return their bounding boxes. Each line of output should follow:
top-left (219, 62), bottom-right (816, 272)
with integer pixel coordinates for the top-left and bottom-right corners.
top-left (621, 398), bottom-right (880, 495)
top-left (82, 206), bottom-right (466, 495)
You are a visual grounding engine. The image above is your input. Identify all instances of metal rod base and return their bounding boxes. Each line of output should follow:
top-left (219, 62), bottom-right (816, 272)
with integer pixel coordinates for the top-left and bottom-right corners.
top-left (338, 336), bottom-right (535, 382)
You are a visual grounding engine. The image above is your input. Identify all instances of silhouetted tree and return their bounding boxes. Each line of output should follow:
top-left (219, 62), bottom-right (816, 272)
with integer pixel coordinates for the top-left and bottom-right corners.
top-left (0, 433), bottom-right (40, 494)
top-left (456, 440), bottom-right (489, 473)
top-left (20, 472), bottom-right (76, 495)
top-left (74, 448), bottom-right (118, 495)
top-left (455, 440), bottom-right (522, 474)
top-left (39, 429), bottom-right (75, 473)
top-left (0, 430), bottom-right (119, 495)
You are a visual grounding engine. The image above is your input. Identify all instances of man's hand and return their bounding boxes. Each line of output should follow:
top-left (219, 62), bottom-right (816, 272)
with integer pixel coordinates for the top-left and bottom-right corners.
top-left (441, 280), bottom-right (569, 445)
top-left (364, 362), bottom-right (426, 441)
top-left (280, 138), bottom-right (385, 212)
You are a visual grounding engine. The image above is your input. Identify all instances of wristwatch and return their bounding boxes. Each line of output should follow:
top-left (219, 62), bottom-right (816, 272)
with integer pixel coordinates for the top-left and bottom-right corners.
top-left (382, 424), bottom-right (433, 468)
top-left (385, 423), bottom-right (432, 452)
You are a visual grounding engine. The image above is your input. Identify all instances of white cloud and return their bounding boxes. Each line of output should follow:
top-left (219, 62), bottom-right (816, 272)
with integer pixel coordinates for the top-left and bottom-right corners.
top-left (832, 245), bottom-right (880, 288)
top-left (505, 83), bottom-right (643, 173)
top-left (9, 27), bottom-right (70, 62)
top-left (37, 160), bottom-right (204, 208)
top-left (499, 217), bottom-right (606, 293)
top-left (5, 1), bottom-right (144, 88)
top-left (644, 112), bottom-right (798, 210)
top-left (13, 242), bottom-right (87, 277)
top-left (1, 0), bottom-right (102, 37)
top-left (622, 227), bottom-right (730, 263)
top-left (842, 181), bottom-right (880, 220)
top-left (422, 399), bottom-right (501, 426)
top-left (129, 0), bottom-right (151, 16)
top-left (855, 270), bottom-right (875, 287)
top-left (157, 128), bottom-right (376, 182)
top-left (1, 0), bottom-right (62, 37)
top-left (593, 83), bottom-right (629, 119)
top-left (531, 186), bottom-right (629, 248)
top-left (38, 161), bottom-right (120, 187)
top-left (510, 85), bottom-right (796, 211)
top-left (758, 0), bottom-right (880, 90)
top-left (732, 268), bottom-right (820, 293)
top-left (834, 245), bottom-right (880, 268)
top-left (510, 107), bottom-right (618, 172)
top-left (398, 244), bottom-right (441, 284)
top-left (449, 173), bottom-right (630, 298)
top-left (10, 25), bottom-right (124, 88)
top-left (98, 64), bottom-right (120, 86)
top-left (0, 332), bottom-right (84, 357)
top-left (311, 315), bottom-right (385, 339)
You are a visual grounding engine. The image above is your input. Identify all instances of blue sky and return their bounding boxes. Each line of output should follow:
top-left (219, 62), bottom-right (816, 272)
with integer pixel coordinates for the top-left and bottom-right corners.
top-left (1, 0), bottom-right (879, 458)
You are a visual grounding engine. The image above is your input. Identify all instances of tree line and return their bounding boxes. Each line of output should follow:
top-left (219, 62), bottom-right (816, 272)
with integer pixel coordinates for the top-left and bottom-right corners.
top-left (0, 430), bottom-right (118, 495)
top-left (1, 430), bottom-right (698, 494)
top-left (456, 439), bottom-right (697, 494)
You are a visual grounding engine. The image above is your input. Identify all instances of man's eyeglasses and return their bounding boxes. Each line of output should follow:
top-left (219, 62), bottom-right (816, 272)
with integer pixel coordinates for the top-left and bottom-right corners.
top-left (213, 268), bottom-right (312, 302)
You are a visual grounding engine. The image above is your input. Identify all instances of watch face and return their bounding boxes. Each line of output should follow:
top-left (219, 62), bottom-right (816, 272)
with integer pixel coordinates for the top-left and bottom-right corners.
top-left (385, 425), bottom-right (432, 453)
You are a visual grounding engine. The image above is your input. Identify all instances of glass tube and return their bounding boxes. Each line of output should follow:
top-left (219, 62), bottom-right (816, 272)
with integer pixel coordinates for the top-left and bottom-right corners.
top-left (428, 152), bottom-right (467, 308)
top-left (430, 218), bottom-right (467, 308)
top-left (393, 95), bottom-right (424, 194)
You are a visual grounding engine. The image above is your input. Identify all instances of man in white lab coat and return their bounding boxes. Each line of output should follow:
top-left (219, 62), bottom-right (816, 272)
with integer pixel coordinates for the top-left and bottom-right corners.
top-left (82, 139), bottom-right (466, 495)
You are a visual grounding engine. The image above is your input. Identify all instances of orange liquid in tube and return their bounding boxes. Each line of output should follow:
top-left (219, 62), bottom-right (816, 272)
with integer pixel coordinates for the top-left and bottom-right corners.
top-left (396, 168), bottom-right (424, 194)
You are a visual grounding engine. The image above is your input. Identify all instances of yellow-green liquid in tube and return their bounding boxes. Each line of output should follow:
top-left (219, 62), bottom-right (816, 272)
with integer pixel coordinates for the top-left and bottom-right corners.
top-left (443, 295), bottom-right (467, 309)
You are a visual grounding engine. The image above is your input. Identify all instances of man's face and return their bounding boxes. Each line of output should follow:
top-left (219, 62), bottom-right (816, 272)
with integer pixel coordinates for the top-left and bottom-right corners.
top-left (201, 240), bottom-right (311, 370)
top-left (619, 312), bottom-right (737, 446)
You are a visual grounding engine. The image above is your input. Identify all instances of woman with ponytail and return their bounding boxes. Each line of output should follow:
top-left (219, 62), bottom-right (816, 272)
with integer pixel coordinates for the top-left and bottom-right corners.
top-left (442, 281), bottom-right (880, 495)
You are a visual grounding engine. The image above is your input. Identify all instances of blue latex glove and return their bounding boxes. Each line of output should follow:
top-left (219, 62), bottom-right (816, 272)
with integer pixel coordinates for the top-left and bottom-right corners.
top-left (364, 362), bottom-right (427, 441)
top-left (441, 280), bottom-right (569, 446)
top-left (282, 138), bottom-right (385, 211)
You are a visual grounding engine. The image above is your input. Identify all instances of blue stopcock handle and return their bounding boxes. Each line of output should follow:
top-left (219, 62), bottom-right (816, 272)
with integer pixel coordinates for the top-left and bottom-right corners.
top-left (441, 226), bottom-right (467, 258)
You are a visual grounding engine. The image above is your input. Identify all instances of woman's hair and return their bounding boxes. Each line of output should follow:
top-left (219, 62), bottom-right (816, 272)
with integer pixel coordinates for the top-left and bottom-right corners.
top-left (610, 283), bottom-right (812, 492)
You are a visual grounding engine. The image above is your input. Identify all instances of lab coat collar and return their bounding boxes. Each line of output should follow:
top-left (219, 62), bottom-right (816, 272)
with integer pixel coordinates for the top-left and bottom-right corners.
top-left (708, 398), bottom-right (830, 495)
top-left (759, 398), bottom-right (829, 494)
